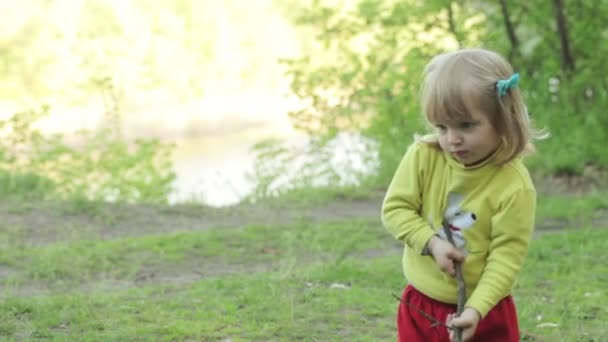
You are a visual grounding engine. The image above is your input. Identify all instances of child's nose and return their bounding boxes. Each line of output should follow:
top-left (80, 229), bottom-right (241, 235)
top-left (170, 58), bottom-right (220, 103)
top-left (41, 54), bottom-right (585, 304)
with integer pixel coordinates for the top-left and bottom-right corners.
top-left (447, 130), bottom-right (463, 145)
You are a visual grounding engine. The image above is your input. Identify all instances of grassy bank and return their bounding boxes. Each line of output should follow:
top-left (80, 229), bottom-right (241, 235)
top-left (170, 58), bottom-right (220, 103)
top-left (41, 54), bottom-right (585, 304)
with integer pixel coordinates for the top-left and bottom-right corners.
top-left (0, 191), bottom-right (607, 341)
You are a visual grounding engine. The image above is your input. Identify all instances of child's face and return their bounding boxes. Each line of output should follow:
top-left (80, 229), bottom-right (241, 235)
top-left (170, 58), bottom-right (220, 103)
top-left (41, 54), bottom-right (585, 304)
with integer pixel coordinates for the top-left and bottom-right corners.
top-left (433, 111), bottom-right (501, 166)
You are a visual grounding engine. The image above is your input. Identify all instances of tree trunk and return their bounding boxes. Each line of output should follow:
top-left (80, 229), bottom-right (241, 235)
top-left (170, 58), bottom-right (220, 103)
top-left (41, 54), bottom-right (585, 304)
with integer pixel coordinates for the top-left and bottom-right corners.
top-left (447, 1), bottom-right (462, 48)
top-left (498, 0), bottom-right (519, 61)
top-left (551, 0), bottom-right (575, 72)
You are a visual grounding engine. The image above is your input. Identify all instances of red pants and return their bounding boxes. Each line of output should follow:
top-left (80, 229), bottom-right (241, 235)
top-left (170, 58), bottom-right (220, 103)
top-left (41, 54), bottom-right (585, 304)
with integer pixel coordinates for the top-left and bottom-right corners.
top-left (397, 285), bottom-right (519, 342)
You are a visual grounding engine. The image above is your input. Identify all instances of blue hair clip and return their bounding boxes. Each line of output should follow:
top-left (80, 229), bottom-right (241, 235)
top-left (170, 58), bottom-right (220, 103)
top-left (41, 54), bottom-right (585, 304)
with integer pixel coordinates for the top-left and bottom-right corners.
top-left (496, 73), bottom-right (520, 96)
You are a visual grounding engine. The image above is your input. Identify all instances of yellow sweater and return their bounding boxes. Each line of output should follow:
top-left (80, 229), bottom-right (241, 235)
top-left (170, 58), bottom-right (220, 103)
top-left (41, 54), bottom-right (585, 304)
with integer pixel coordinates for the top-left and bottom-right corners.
top-left (382, 141), bottom-right (536, 317)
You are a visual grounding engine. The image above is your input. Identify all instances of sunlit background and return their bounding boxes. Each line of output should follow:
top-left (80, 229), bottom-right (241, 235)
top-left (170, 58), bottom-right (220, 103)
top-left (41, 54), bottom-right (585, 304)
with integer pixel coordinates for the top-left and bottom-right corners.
top-left (0, 0), bottom-right (309, 206)
top-left (2, 0), bottom-right (606, 207)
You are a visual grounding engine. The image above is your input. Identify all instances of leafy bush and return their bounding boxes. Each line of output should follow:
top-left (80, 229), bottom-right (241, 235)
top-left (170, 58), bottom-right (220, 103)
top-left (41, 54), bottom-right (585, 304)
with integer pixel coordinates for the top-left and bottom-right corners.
top-left (251, 0), bottom-right (608, 197)
top-left (0, 106), bottom-right (175, 203)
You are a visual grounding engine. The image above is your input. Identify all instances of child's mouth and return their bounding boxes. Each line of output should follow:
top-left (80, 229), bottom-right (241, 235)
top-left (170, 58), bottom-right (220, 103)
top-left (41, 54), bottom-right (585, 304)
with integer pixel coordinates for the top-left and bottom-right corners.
top-left (454, 150), bottom-right (468, 158)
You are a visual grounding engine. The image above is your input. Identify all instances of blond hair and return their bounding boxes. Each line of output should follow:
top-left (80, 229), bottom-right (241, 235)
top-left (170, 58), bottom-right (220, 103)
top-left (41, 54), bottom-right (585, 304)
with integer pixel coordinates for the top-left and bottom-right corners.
top-left (416, 48), bottom-right (546, 165)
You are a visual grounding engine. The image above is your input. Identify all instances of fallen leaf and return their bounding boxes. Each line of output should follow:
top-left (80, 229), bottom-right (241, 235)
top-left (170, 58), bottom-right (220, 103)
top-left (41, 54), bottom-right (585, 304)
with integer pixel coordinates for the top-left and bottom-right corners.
top-left (329, 282), bottom-right (351, 290)
top-left (536, 322), bottom-right (559, 328)
top-left (584, 291), bottom-right (601, 298)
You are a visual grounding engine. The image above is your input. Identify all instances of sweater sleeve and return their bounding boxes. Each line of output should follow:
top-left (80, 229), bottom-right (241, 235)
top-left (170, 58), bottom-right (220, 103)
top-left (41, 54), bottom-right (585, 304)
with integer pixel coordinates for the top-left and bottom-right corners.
top-left (381, 143), bottom-right (437, 253)
top-left (466, 188), bottom-right (536, 317)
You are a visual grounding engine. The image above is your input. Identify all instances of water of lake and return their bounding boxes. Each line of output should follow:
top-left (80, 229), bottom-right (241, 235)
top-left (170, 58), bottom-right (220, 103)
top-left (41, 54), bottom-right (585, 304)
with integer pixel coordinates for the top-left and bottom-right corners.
top-left (4, 90), bottom-right (373, 207)
top-left (168, 120), bottom-right (304, 206)
top-left (12, 92), bottom-right (304, 207)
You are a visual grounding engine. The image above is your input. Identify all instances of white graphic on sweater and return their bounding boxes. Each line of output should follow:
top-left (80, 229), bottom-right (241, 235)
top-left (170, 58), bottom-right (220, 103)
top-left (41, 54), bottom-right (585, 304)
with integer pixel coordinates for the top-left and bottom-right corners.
top-left (437, 193), bottom-right (476, 254)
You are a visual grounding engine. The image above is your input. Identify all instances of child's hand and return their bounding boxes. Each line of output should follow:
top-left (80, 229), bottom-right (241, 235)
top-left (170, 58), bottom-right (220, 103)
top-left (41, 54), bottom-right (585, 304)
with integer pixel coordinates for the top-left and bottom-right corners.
top-left (426, 236), bottom-right (465, 276)
top-left (446, 307), bottom-right (481, 341)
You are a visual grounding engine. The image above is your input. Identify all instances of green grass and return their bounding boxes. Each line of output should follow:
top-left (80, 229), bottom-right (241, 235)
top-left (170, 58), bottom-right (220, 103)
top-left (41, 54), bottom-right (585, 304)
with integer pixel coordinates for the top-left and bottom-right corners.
top-left (517, 228), bottom-right (608, 340)
top-left (0, 219), bottom-right (386, 286)
top-left (536, 191), bottom-right (608, 223)
top-left (0, 195), bottom-right (606, 341)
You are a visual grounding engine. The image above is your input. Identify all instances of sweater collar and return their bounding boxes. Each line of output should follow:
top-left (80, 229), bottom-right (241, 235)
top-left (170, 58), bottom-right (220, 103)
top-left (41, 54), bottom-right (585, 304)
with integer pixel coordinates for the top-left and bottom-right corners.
top-left (444, 144), bottom-right (504, 171)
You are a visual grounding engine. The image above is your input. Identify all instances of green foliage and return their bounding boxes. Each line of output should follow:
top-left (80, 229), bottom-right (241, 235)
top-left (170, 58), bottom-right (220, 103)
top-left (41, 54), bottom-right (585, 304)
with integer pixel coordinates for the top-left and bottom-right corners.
top-left (56, 129), bottom-right (176, 203)
top-left (0, 170), bottom-right (55, 200)
top-left (247, 134), bottom-right (379, 201)
top-left (0, 107), bottom-right (175, 203)
top-left (253, 0), bottom-right (608, 197)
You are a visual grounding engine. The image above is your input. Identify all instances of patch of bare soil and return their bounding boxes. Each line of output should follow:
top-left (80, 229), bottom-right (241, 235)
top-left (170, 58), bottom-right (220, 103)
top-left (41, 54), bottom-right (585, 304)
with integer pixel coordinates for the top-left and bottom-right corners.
top-left (536, 210), bottom-right (608, 232)
top-left (0, 193), bottom-right (384, 247)
top-left (3, 169), bottom-right (607, 248)
top-left (0, 192), bottom-right (388, 296)
top-left (1, 178), bottom-right (607, 297)
top-left (534, 165), bottom-right (607, 195)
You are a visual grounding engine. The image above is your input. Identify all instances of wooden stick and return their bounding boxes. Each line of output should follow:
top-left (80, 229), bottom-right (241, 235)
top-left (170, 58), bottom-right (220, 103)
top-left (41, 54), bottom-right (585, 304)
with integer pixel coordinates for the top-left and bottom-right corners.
top-left (442, 219), bottom-right (465, 342)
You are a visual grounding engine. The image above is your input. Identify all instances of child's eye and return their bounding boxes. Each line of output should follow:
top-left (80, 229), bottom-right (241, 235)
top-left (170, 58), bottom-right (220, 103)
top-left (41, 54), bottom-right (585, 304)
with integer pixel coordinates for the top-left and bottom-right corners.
top-left (435, 125), bottom-right (447, 132)
top-left (459, 122), bottom-right (476, 130)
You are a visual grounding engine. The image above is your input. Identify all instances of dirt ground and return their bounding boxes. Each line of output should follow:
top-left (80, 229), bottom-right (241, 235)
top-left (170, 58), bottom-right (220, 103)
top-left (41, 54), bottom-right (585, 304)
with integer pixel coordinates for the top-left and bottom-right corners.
top-left (2, 171), bottom-right (607, 248)
top-left (1, 174), bottom-right (607, 297)
top-left (0, 191), bottom-right (389, 296)
top-left (0, 192), bottom-right (385, 248)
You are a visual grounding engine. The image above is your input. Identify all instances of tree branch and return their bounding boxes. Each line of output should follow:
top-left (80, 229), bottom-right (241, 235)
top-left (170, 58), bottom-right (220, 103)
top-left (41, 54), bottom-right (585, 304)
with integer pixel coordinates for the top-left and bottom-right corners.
top-left (392, 294), bottom-right (455, 331)
top-left (442, 219), bottom-right (465, 342)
